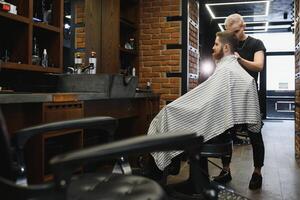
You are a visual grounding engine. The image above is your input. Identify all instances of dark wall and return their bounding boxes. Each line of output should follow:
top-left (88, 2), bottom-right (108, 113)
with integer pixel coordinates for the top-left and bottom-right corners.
top-left (199, 1), bottom-right (219, 83)
top-left (199, 2), bottom-right (219, 59)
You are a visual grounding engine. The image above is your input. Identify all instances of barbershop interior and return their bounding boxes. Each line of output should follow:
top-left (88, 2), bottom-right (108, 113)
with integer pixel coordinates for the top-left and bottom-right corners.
top-left (0, 0), bottom-right (300, 199)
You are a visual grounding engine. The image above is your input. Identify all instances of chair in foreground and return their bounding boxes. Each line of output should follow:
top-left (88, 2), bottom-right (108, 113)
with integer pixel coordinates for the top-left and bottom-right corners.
top-left (0, 108), bottom-right (203, 200)
top-left (156, 131), bottom-right (249, 200)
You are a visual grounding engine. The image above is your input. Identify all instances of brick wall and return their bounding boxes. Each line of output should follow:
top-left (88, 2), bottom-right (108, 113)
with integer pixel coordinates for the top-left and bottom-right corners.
top-left (295, 0), bottom-right (300, 162)
top-left (139, 0), bottom-right (182, 108)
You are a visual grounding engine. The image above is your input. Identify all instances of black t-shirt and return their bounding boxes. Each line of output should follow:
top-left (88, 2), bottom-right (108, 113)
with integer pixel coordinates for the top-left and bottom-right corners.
top-left (237, 36), bottom-right (266, 82)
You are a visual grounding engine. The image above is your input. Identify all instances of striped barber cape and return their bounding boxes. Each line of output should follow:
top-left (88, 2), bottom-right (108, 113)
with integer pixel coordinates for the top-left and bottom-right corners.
top-left (148, 55), bottom-right (262, 170)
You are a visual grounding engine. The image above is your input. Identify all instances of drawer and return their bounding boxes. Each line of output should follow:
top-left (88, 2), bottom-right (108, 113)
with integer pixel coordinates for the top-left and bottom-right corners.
top-left (43, 101), bottom-right (84, 123)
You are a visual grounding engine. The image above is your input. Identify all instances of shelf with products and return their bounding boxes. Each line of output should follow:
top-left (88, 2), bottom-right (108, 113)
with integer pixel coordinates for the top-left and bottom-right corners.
top-left (120, 47), bottom-right (138, 55)
top-left (120, 50), bottom-right (138, 75)
top-left (1, 62), bottom-right (61, 73)
top-left (0, 18), bottom-right (29, 65)
top-left (0, 0), bottom-right (63, 73)
top-left (2, 0), bottom-right (29, 17)
top-left (119, 0), bottom-right (139, 75)
top-left (0, 11), bottom-right (30, 24)
top-left (33, 22), bottom-right (60, 33)
top-left (120, 30), bottom-right (137, 51)
top-left (31, 21), bottom-right (62, 69)
top-left (33, 0), bottom-right (62, 28)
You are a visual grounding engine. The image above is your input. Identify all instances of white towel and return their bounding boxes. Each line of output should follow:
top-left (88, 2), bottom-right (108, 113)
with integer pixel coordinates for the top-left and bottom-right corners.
top-left (148, 55), bottom-right (261, 170)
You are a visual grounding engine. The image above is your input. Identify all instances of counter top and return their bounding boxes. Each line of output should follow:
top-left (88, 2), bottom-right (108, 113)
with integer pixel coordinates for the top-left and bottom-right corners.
top-left (0, 92), bottom-right (158, 104)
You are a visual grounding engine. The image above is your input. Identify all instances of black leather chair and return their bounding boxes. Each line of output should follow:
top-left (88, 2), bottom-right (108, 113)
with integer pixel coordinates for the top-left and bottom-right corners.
top-left (159, 132), bottom-right (249, 200)
top-left (0, 108), bottom-right (203, 200)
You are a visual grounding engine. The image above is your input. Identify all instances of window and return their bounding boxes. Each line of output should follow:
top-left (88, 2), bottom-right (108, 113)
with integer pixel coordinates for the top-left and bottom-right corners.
top-left (250, 32), bottom-right (294, 52)
top-left (266, 55), bottom-right (295, 91)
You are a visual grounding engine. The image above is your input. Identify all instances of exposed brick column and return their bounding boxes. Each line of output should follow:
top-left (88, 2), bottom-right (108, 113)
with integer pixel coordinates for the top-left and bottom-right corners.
top-left (139, 0), bottom-right (181, 108)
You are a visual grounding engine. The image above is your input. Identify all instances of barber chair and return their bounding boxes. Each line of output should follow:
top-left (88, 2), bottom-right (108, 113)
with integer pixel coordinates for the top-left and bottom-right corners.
top-left (158, 132), bottom-right (249, 200)
top-left (233, 125), bottom-right (251, 145)
top-left (0, 108), bottom-right (203, 200)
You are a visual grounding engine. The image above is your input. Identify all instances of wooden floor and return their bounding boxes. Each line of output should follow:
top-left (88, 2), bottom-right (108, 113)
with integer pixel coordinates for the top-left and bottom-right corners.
top-left (168, 120), bottom-right (300, 200)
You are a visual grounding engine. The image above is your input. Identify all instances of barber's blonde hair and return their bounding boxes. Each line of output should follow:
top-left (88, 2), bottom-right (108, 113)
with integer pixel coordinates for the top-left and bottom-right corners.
top-left (224, 13), bottom-right (245, 29)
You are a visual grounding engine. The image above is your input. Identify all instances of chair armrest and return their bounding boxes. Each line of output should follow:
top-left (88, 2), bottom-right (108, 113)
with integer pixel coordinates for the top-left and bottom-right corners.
top-left (12, 116), bottom-right (118, 149)
top-left (50, 132), bottom-right (203, 189)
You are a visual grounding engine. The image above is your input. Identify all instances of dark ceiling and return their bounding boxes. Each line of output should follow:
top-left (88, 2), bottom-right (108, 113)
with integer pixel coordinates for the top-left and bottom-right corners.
top-left (204, 0), bottom-right (294, 33)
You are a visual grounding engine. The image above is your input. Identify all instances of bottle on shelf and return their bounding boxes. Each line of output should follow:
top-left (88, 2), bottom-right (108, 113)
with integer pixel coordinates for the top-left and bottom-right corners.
top-left (43, 3), bottom-right (52, 24)
top-left (0, 1), bottom-right (17, 15)
top-left (32, 37), bottom-right (40, 65)
top-left (74, 53), bottom-right (82, 74)
top-left (146, 81), bottom-right (151, 90)
top-left (129, 38), bottom-right (135, 50)
top-left (41, 49), bottom-right (48, 67)
top-left (132, 66), bottom-right (136, 76)
top-left (88, 51), bottom-right (97, 74)
top-left (1, 49), bottom-right (10, 62)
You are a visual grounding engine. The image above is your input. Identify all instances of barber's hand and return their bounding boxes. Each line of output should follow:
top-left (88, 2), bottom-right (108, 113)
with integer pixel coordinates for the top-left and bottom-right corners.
top-left (234, 52), bottom-right (241, 61)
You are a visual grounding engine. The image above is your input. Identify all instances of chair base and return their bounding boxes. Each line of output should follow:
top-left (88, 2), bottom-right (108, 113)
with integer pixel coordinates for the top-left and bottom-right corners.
top-left (165, 180), bottom-right (208, 200)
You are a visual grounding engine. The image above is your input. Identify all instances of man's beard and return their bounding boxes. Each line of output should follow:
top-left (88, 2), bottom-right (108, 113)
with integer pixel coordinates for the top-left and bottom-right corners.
top-left (212, 49), bottom-right (224, 60)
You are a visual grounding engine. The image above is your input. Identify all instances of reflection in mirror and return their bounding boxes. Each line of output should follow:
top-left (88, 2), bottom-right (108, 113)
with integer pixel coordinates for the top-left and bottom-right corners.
top-left (63, 0), bottom-right (72, 72)
top-left (63, 0), bottom-right (86, 74)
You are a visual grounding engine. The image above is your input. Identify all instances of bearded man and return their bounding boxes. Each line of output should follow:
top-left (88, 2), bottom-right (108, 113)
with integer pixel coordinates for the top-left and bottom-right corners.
top-left (147, 31), bottom-right (262, 190)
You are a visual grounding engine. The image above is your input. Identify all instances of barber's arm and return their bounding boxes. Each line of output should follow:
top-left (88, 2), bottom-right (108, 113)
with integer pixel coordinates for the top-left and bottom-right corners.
top-left (235, 50), bottom-right (264, 72)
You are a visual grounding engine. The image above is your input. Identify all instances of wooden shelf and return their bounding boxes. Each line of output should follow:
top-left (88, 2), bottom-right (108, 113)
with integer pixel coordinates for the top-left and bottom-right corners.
top-left (33, 22), bottom-right (60, 33)
top-left (120, 47), bottom-right (138, 55)
top-left (120, 17), bottom-right (137, 30)
top-left (0, 0), bottom-right (63, 74)
top-left (0, 11), bottom-right (30, 24)
top-left (119, 0), bottom-right (139, 74)
top-left (2, 62), bottom-right (61, 73)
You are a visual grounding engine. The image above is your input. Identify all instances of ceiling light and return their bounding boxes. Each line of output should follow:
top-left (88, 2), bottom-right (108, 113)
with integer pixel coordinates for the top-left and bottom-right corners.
top-left (267, 24), bottom-right (291, 29)
top-left (218, 24), bottom-right (225, 31)
top-left (218, 21), bottom-right (269, 32)
top-left (205, 0), bottom-right (272, 19)
top-left (245, 30), bottom-right (267, 33)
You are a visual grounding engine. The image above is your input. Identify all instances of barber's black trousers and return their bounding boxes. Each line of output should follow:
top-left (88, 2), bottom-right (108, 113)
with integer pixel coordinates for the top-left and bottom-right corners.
top-left (222, 131), bottom-right (265, 168)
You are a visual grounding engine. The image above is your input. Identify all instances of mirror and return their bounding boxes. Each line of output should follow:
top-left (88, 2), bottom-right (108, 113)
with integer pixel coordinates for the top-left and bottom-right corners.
top-left (63, 0), bottom-right (72, 72)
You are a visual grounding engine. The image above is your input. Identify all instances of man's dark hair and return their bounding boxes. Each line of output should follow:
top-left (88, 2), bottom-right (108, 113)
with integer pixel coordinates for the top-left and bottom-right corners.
top-left (216, 31), bottom-right (238, 52)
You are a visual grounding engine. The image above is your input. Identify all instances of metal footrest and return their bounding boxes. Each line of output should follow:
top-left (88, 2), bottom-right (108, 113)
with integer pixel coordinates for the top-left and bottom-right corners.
top-left (200, 141), bottom-right (233, 158)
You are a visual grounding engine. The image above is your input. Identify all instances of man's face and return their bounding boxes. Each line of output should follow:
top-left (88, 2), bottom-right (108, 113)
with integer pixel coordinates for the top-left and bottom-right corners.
top-left (226, 22), bottom-right (244, 41)
top-left (212, 36), bottom-right (224, 60)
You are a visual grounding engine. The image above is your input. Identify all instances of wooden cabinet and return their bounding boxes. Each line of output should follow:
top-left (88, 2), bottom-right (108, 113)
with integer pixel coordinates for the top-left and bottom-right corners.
top-left (1, 95), bottom-right (159, 184)
top-left (1, 101), bottom-right (84, 183)
top-left (0, 0), bottom-right (63, 73)
top-left (84, 0), bottom-right (139, 74)
top-left (85, 0), bottom-right (120, 74)
top-left (26, 101), bottom-right (84, 183)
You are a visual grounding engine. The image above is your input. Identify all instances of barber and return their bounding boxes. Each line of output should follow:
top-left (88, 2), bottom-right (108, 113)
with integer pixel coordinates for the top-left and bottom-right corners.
top-left (213, 13), bottom-right (266, 190)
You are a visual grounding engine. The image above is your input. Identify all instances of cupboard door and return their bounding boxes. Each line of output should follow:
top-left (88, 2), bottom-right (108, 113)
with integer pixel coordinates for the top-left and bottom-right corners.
top-left (26, 101), bottom-right (84, 183)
